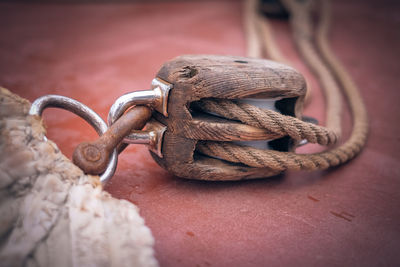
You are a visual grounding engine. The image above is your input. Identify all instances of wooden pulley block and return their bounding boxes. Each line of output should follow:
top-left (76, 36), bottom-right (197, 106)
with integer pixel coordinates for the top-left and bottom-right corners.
top-left (151, 55), bottom-right (306, 181)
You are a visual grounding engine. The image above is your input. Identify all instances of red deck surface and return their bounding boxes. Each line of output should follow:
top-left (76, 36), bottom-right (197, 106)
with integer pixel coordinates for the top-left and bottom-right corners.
top-left (1, 0), bottom-right (399, 266)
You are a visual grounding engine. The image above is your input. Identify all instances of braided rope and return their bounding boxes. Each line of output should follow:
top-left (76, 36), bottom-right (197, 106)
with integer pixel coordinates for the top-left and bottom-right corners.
top-left (195, 99), bottom-right (338, 145)
top-left (197, 0), bottom-right (368, 172)
top-left (282, 0), bottom-right (343, 137)
top-left (197, 141), bottom-right (341, 171)
top-left (244, 0), bottom-right (263, 58)
top-left (244, 0), bottom-right (313, 103)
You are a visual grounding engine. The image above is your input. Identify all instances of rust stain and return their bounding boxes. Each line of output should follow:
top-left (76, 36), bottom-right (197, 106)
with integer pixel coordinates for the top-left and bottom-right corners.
top-left (186, 231), bottom-right (195, 237)
top-left (330, 211), bottom-right (354, 222)
top-left (307, 195), bottom-right (320, 202)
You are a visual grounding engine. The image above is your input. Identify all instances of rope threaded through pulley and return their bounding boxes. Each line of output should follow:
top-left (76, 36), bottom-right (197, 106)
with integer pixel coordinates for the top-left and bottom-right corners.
top-left (196, 0), bottom-right (368, 173)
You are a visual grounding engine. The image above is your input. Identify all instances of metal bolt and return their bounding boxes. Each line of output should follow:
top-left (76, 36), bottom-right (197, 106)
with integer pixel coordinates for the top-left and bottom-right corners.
top-left (73, 105), bottom-right (152, 175)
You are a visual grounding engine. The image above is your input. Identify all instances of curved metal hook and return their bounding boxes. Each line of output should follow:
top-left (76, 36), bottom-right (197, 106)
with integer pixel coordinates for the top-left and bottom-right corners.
top-left (29, 95), bottom-right (117, 183)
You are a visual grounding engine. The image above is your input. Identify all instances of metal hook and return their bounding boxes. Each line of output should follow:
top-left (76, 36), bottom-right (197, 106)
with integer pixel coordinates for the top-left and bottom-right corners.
top-left (29, 95), bottom-right (118, 183)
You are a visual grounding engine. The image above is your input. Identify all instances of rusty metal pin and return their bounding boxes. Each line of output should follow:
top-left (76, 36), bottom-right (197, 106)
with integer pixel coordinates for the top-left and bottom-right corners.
top-left (73, 106), bottom-right (152, 175)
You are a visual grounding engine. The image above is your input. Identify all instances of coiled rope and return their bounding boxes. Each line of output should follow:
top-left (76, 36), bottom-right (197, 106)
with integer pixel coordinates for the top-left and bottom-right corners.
top-left (196, 0), bottom-right (368, 172)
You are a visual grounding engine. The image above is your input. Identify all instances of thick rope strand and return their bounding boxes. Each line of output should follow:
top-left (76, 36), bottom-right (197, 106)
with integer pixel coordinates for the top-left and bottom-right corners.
top-left (244, 0), bottom-right (314, 107)
top-left (244, 0), bottom-right (263, 58)
top-left (195, 99), bottom-right (338, 145)
top-left (282, 0), bottom-right (343, 137)
top-left (198, 0), bottom-right (368, 172)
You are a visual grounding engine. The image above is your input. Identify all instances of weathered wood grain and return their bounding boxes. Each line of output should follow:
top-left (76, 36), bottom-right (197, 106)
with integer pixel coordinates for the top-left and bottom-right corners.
top-left (151, 55), bottom-right (306, 180)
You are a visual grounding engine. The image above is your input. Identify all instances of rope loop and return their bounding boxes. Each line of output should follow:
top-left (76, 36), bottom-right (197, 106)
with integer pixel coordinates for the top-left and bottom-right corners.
top-left (197, 0), bottom-right (368, 173)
